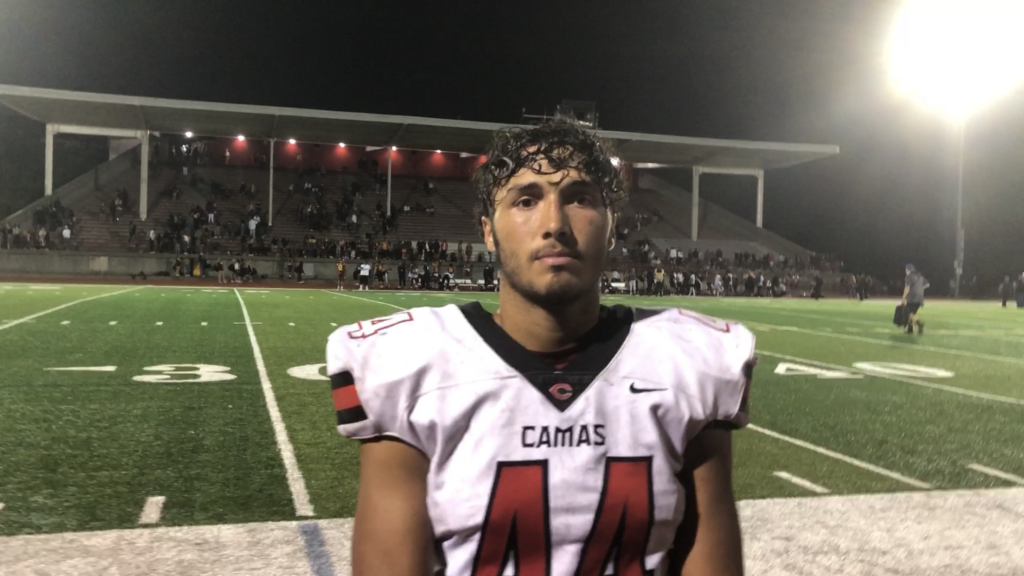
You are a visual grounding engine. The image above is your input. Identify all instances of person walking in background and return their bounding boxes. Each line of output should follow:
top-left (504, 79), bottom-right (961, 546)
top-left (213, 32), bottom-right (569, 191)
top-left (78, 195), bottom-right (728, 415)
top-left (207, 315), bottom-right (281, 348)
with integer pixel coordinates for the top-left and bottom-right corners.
top-left (901, 264), bottom-right (929, 335)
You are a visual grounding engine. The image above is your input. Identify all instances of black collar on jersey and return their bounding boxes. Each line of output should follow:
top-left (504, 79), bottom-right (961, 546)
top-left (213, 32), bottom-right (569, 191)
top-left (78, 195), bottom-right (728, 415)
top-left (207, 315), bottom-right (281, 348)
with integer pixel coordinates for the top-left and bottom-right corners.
top-left (459, 301), bottom-right (634, 412)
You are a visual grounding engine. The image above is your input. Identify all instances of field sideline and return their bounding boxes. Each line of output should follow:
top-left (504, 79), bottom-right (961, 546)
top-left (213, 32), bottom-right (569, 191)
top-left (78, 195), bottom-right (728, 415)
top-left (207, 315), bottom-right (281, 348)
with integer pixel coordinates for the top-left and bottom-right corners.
top-left (1, 281), bottom-right (1023, 575)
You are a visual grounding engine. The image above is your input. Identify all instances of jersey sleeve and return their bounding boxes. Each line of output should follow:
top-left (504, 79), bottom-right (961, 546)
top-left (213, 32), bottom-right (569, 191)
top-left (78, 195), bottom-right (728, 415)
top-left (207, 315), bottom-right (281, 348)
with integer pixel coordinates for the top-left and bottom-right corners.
top-left (325, 315), bottom-right (427, 453)
top-left (670, 309), bottom-right (756, 433)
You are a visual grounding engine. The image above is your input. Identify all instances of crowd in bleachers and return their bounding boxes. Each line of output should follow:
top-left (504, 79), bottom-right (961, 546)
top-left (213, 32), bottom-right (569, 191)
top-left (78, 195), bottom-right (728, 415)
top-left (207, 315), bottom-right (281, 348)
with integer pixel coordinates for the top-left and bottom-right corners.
top-left (0, 200), bottom-right (77, 250)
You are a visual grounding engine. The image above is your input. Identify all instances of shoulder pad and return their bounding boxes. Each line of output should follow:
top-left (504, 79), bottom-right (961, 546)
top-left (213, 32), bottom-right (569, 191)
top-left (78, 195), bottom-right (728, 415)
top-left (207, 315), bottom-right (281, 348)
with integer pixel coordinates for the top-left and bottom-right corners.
top-left (636, 307), bottom-right (755, 430)
top-left (325, 306), bottom-right (445, 451)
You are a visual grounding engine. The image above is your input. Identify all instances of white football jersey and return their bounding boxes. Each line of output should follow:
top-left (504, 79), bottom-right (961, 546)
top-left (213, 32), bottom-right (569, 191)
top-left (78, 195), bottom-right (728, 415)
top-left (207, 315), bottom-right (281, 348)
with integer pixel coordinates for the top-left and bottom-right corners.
top-left (327, 303), bottom-right (754, 576)
top-left (359, 263), bottom-right (371, 276)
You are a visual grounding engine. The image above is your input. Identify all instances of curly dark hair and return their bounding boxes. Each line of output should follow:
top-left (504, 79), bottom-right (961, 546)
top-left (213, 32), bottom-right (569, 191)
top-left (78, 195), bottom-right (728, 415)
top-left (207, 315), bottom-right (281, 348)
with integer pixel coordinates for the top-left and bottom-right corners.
top-left (472, 116), bottom-right (628, 224)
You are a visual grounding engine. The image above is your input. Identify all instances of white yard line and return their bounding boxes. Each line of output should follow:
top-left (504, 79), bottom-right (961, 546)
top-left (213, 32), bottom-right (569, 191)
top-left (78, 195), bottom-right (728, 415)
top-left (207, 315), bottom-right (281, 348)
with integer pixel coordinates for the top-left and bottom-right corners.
top-left (757, 350), bottom-right (1024, 406)
top-left (760, 322), bottom-right (1024, 367)
top-left (967, 463), bottom-right (1024, 485)
top-left (748, 424), bottom-right (932, 489)
top-left (0, 286), bottom-right (142, 332)
top-left (138, 496), bottom-right (166, 525)
top-left (773, 471), bottom-right (831, 494)
top-left (322, 290), bottom-right (408, 311)
top-left (233, 289), bottom-right (314, 517)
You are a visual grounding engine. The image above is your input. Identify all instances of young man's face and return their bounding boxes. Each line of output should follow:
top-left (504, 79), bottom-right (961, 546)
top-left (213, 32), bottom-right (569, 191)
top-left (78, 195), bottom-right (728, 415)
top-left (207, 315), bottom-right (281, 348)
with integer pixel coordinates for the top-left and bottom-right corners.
top-left (482, 155), bottom-right (613, 307)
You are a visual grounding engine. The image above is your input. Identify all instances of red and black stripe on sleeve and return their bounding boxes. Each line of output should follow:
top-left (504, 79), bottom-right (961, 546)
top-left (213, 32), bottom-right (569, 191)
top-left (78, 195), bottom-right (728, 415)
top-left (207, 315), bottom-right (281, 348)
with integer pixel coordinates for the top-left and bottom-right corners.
top-left (331, 371), bottom-right (368, 425)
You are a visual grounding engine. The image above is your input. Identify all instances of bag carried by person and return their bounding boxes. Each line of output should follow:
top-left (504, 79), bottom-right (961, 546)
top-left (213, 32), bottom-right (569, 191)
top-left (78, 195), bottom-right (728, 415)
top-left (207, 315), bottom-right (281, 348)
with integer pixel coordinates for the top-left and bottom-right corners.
top-left (893, 304), bottom-right (908, 327)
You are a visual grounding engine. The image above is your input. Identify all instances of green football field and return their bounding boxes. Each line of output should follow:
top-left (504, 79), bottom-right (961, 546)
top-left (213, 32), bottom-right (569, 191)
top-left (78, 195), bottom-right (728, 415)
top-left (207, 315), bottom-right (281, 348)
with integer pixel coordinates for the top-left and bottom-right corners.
top-left (1, 281), bottom-right (1023, 538)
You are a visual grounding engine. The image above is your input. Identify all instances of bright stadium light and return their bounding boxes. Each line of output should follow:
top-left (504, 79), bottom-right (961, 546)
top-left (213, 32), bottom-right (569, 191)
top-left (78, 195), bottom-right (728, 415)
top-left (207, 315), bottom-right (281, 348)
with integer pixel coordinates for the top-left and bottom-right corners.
top-left (339, 142), bottom-right (346, 148)
top-left (887, 0), bottom-right (1024, 297)
top-left (237, 134), bottom-right (246, 142)
top-left (436, 149), bottom-right (442, 154)
top-left (288, 138), bottom-right (297, 145)
top-left (184, 131), bottom-right (193, 138)
top-left (391, 146), bottom-right (397, 151)
top-left (888, 0), bottom-right (1024, 121)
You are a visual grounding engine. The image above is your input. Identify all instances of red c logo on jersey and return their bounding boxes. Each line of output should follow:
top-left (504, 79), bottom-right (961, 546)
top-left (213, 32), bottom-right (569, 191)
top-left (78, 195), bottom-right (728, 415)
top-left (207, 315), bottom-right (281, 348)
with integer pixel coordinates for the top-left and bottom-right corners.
top-left (548, 383), bottom-right (573, 401)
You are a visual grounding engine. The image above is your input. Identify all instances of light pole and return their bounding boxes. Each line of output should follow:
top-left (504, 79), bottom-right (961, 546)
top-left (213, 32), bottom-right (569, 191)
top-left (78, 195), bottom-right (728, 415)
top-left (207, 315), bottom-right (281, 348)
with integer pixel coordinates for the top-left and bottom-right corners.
top-left (887, 0), bottom-right (1024, 297)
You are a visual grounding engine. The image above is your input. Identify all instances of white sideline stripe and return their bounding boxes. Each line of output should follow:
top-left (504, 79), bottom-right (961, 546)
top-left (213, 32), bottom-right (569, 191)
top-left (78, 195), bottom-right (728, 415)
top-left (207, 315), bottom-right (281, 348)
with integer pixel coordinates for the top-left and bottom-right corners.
top-left (200, 322), bottom-right (208, 326)
top-left (322, 290), bottom-right (408, 310)
top-left (138, 496), bottom-right (165, 525)
top-left (748, 424), bottom-right (932, 489)
top-left (155, 322), bottom-right (163, 326)
top-left (757, 350), bottom-right (1024, 406)
top-left (108, 321), bottom-right (118, 325)
top-left (60, 320), bottom-right (70, 325)
top-left (234, 289), bottom-right (313, 517)
top-left (967, 463), bottom-right (1024, 485)
top-left (773, 471), bottom-right (831, 494)
top-left (0, 286), bottom-right (141, 332)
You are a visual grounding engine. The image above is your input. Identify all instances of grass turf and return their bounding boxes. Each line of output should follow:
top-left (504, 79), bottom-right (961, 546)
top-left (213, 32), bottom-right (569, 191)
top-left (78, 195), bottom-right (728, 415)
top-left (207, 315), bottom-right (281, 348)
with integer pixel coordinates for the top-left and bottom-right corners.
top-left (1, 283), bottom-right (1022, 535)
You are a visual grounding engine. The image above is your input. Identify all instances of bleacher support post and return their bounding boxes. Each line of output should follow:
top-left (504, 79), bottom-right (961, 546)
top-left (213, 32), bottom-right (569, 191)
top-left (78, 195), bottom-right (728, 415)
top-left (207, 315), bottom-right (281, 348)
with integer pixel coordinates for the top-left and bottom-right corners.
top-left (756, 169), bottom-right (764, 228)
top-left (44, 123), bottom-right (55, 196)
top-left (386, 147), bottom-right (392, 217)
top-left (268, 138), bottom-right (275, 226)
top-left (139, 130), bottom-right (149, 221)
top-left (691, 166), bottom-right (701, 241)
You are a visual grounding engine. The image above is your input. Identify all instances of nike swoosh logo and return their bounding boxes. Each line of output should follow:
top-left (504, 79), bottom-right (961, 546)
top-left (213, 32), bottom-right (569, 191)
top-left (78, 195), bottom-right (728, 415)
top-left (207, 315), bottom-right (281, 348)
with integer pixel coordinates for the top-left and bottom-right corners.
top-left (629, 383), bottom-right (668, 393)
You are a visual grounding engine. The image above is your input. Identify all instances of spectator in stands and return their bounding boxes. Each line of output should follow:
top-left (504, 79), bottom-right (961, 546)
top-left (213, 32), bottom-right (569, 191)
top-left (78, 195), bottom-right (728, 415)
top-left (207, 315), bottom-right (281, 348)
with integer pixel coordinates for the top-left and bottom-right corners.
top-left (224, 148), bottom-right (230, 165)
top-left (61, 225), bottom-right (71, 249)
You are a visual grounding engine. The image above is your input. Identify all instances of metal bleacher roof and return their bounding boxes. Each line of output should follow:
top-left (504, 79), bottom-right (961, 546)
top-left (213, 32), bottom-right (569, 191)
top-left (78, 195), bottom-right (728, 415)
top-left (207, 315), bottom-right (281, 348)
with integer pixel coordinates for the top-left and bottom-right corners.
top-left (0, 84), bottom-right (838, 170)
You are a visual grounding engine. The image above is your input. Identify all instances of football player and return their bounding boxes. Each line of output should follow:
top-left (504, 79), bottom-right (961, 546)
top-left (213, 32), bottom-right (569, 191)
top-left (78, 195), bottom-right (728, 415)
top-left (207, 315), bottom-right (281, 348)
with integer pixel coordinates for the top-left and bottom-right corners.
top-left (336, 259), bottom-right (346, 291)
top-left (327, 117), bottom-right (754, 576)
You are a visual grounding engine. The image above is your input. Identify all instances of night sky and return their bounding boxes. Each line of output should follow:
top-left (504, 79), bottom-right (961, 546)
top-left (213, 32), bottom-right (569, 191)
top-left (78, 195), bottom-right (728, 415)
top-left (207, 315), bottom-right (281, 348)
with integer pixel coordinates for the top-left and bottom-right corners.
top-left (1, 0), bottom-right (1021, 285)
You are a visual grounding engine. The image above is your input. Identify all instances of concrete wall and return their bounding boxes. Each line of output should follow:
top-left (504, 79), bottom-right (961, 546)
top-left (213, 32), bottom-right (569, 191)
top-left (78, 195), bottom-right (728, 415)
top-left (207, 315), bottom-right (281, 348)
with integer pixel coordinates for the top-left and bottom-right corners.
top-left (1, 145), bottom-right (139, 229)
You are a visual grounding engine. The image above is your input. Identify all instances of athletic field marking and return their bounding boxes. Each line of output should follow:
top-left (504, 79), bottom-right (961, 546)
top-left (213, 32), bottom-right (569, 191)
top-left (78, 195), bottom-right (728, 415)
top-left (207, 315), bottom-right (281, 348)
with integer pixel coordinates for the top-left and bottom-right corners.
top-left (155, 322), bottom-right (163, 326)
top-left (0, 286), bottom-right (141, 332)
top-left (60, 320), bottom-right (70, 325)
top-left (233, 321), bottom-right (262, 325)
top-left (0, 502), bottom-right (4, 513)
top-left (299, 522), bottom-right (338, 576)
top-left (138, 496), bottom-right (166, 525)
top-left (234, 289), bottom-right (313, 517)
top-left (748, 424), bottom-right (932, 489)
top-left (757, 350), bottom-right (1024, 406)
top-left (108, 321), bottom-right (118, 325)
top-left (322, 290), bottom-right (408, 311)
top-left (773, 471), bottom-right (831, 494)
top-left (967, 463), bottom-right (1024, 485)
top-left (200, 321), bottom-right (208, 326)
top-left (330, 322), bottom-right (337, 327)
top-left (762, 323), bottom-right (1024, 367)
top-left (46, 366), bottom-right (117, 372)
top-left (288, 322), bottom-right (295, 326)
